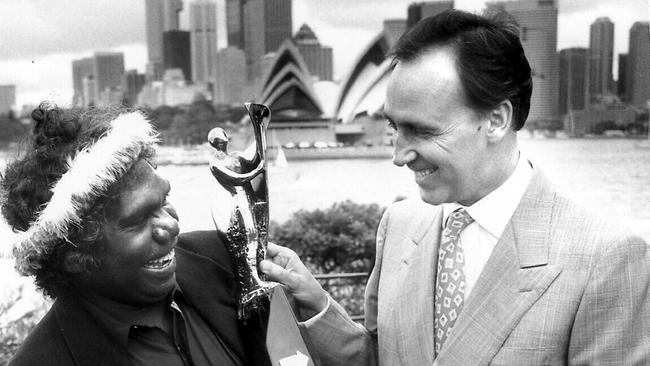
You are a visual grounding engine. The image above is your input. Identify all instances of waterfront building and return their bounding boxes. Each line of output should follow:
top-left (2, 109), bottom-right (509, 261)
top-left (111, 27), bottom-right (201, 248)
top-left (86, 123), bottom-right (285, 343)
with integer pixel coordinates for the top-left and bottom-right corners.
top-left (626, 22), bottom-right (650, 107)
top-left (190, 0), bottom-right (218, 83)
top-left (383, 19), bottom-right (408, 46)
top-left (589, 17), bottom-right (615, 101)
top-left (617, 53), bottom-right (628, 100)
top-left (558, 48), bottom-right (588, 118)
top-left (257, 40), bottom-right (332, 146)
top-left (72, 58), bottom-right (94, 107)
top-left (226, 0), bottom-right (244, 49)
top-left (214, 47), bottom-right (247, 105)
top-left (121, 70), bottom-right (146, 107)
top-left (92, 52), bottom-right (125, 103)
top-left (163, 30), bottom-right (191, 82)
top-left (73, 52), bottom-right (125, 108)
top-left (145, 0), bottom-right (183, 81)
top-left (0, 85), bottom-right (16, 115)
top-left (486, 0), bottom-right (559, 127)
top-left (567, 103), bottom-right (636, 136)
top-left (334, 31), bottom-right (394, 125)
top-left (242, 0), bottom-right (292, 81)
top-left (293, 24), bottom-right (334, 81)
top-left (138, 69), bottom-right (211, 108)
top-left (407, 1), bottom-right (454, 29)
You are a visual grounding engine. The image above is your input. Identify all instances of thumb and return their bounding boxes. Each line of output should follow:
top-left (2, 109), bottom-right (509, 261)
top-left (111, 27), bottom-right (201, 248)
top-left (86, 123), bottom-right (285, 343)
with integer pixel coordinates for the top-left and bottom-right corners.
top-left (260, 259), bottom-right (294, 285)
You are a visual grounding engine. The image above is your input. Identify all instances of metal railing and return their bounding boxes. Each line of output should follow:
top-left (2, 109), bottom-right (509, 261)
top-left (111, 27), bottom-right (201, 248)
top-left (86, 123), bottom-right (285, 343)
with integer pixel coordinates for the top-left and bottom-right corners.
top-left (315, 272), bottom-right (368, 322)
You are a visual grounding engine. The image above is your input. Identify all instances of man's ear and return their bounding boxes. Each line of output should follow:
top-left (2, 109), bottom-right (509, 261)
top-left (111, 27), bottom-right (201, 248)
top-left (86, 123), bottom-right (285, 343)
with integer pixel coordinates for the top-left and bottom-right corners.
top-left (486, 100), bottom-right (513, 141)
top-left (63, 252), bottom-right (84, 274)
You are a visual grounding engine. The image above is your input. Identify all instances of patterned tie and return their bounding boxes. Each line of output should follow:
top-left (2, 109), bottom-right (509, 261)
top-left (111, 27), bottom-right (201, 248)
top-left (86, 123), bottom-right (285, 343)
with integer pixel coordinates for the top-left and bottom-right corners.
top-left (434, 208), bottom-right (474, 355)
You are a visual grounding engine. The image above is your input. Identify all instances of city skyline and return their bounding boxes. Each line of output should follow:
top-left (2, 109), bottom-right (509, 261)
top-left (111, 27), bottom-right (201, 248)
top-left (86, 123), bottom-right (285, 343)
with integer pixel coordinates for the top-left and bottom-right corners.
top-left (0, 0), bottom-right (646, 108)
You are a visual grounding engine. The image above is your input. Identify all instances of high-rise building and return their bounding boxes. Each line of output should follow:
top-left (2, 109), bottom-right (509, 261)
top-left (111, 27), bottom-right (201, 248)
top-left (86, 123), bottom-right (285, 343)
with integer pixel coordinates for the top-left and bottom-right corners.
top-left (559, 48), bottom-right (588, 116)
top-left (72, 52), bottom-right (125, 108)
top-left (626, 22), bottom-right (650, 107)
top-left (407, 1), bottom-right (454, 29)
top-left (72, 58), bottom-right (94, 107)
top-left (145, 0), bottom-right (183, 81)
top-left (93, 52), bottom-right (125, 98)
top-left (226, 0), bottom-right (244, 49)
top-left (121, 70), bottom-right (146, 107)
top-left (617, 53), bottom-right (628, 100)
top-left (163, 30), bottom-right (192, 81)
top-left (293, 24), bottom-right (333, 81)
top-left (214, 47), bottom-right (247, 105)
top-left (190, 0), bottom-right (218, 83)
top-left (0, 85), bottom-right (16, 115)
top-left (486, 0), bottom-right (559, 125)
top-left (383, 19), bottom-right (408, 46)
top-left (588, 17), bottom-right (614, 101)
top-left (243, 0), bottom-right (292, 81)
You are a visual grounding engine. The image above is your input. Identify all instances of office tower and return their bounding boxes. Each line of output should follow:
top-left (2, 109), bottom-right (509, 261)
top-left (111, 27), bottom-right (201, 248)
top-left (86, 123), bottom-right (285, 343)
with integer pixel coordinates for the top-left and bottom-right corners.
top-left (243, 0), bottom-right (293, 81)
top-left (0, 85), bottom-right (16, 115)
top-left (293, 24), bottom-right (333, 81)
top-left (190, 0), bottom-right (218, 83)
top-left (617, 54), bottom-right (627, 100)
top-left (121, 70), bottom-right (146, 106)
top-left (93, 52), bottom-right (125, 97)
top-left (215, 47), bottom-right (246, 104)
top-left (407, 1), bottom-right (454, 29)
top-left (163, 30), bottom-right (192, 81)
top-left (559, 48), bottom-right (588, 116)
top-left (383, 19), bottom-right (408, 46)
top-left (71, 52), bottom-right (125, 108)
top-left (588, 17), bottom-right (614, 101)
top-left (145, 0), bottom-right (183, 81)
top-left (486, 0), bottom-right (559, 124)
top-left (226, 0), bottom-right (244, 49)
top-left (72, 58), bottom-right (94, 107)
top-left (626, 22), bottom-right (650, 107)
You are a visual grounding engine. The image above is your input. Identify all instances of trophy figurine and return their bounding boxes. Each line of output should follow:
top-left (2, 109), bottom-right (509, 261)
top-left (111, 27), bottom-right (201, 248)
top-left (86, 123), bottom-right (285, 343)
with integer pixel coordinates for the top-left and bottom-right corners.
top-left (208, 103), bottom-right (275, 319)
top-left (208, 103), bottom-right (317, 366)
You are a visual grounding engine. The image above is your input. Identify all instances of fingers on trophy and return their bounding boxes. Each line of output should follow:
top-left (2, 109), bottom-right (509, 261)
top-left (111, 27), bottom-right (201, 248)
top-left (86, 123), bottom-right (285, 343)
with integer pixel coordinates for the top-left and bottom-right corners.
top-left (208, 103), bottom-right (276, 320)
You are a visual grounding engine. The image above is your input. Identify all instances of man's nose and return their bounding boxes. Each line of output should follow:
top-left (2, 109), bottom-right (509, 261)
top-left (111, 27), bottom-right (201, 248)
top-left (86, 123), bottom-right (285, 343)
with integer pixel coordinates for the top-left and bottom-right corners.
top-left (392, 134), bottom-right (417, 167)
top-left (152, 206), bottom-right (180, 244)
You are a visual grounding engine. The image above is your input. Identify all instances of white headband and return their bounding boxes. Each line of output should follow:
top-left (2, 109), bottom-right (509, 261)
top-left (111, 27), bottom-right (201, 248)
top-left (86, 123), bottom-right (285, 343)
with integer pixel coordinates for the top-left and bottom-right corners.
top-left (14, 111), bottom-right (159, 275)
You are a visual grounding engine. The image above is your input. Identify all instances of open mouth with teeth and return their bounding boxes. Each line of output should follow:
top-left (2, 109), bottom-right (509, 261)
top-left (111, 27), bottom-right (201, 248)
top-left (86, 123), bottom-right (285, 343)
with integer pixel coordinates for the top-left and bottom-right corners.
top-left (414, 167), bottom-right (438, 178)
top-left (144, 249), bottom-right (175, 270)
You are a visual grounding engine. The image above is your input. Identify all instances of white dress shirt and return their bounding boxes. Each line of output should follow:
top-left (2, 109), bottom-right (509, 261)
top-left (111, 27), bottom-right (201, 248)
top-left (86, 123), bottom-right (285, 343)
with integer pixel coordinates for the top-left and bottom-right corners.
top-left (441, 153), bottom-right (532, 300)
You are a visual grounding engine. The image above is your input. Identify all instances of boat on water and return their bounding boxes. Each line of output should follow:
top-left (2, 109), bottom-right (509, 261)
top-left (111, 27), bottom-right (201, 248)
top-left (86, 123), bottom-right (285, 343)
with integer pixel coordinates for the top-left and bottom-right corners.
top-left (273, 146), bottom-right (288, 168)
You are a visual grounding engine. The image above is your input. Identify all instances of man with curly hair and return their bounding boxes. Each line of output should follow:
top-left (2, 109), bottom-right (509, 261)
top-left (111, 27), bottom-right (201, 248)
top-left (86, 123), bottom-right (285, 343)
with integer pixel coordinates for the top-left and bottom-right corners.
top-left (1, 104), bottom-right (270, 366)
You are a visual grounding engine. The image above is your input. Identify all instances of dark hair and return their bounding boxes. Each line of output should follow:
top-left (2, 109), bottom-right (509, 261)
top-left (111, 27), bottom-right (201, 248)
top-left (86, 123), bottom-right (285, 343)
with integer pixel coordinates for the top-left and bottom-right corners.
top-left (390, 9), bottom-right (532, 130)
top-left (0, 103), bottom-right (156, 298)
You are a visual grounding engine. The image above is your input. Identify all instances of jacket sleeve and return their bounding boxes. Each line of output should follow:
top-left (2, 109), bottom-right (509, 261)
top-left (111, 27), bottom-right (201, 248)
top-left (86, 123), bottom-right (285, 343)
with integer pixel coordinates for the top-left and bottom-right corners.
top-left (568, 234), bottom-right (650, 364)
top-left (302, 206), bottom-right (394, 366)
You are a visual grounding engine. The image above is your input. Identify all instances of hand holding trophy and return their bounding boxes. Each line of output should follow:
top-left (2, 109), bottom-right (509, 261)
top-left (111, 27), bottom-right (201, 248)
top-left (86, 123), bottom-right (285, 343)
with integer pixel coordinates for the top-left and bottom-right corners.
top-left (208, 103), bottom-right (317, 366)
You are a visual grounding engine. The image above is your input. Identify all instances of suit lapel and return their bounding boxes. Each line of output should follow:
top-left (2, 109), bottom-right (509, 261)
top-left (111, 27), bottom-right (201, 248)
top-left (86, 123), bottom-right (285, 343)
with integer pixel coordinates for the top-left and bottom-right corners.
top-left (393, 205), bottom-right (443, 365)
top-left (435, 169), bottom-right (563, 365)
top-left (55, 296), bottom-right (132, 366)
top-left (174, 245), bottom-right (248, 360)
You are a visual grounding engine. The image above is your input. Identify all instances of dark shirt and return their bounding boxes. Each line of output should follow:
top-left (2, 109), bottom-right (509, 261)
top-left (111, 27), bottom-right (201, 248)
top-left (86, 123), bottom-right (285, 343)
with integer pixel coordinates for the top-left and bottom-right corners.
top-left (80, 288), bottom-right (244, 366)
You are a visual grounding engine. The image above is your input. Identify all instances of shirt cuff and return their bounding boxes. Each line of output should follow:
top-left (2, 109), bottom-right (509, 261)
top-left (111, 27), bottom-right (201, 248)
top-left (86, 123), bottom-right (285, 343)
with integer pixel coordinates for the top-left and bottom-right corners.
top-left (300, 295), bottom-right (331, 327)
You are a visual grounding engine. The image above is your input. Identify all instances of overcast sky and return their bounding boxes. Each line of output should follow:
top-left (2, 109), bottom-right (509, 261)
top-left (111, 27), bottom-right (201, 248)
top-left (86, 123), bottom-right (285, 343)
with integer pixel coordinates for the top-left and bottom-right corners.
top-left (0, 0), bottom-right (647, 108)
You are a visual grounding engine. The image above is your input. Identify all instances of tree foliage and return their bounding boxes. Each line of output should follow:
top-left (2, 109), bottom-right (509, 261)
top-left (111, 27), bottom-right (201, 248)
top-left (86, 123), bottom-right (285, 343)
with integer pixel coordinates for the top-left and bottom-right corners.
top-left (269, 200), bottom-right (384, 274)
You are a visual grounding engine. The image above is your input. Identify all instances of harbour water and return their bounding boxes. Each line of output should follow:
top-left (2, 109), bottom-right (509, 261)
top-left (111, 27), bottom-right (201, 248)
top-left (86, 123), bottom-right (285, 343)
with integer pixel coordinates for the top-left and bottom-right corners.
top-left (1, 138), bottom-right (649, 251)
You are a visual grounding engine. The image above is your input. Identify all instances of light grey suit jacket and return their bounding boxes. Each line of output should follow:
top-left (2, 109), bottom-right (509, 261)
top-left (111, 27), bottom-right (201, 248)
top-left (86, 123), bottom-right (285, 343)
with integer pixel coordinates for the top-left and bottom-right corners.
top-left (305, 168), bottom-right (650, 365)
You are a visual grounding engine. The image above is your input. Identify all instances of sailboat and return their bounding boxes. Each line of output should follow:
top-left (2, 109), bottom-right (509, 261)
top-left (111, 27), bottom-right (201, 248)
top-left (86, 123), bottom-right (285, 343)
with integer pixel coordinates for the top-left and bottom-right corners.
top-left (274, 145), bottom-right (288, 168)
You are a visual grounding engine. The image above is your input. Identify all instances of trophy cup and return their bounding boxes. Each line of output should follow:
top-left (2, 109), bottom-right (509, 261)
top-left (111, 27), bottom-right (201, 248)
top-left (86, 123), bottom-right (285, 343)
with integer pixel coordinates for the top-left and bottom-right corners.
top-left (208, 103), bottom-right (317, 366)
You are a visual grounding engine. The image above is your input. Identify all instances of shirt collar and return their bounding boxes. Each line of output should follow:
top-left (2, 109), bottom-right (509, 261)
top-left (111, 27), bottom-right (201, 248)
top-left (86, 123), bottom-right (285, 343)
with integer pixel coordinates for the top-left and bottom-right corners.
top-left (78, 286), bottom-right (183, 349)
top-left (442, 152), bottom-right (533, 239)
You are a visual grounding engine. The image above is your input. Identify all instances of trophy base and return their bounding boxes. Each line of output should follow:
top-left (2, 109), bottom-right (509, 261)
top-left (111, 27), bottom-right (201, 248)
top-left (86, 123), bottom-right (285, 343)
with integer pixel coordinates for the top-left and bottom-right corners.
top-left (239, 281), bottom-right (277, 319)
top-left (266, 286), bottom-right (318, 366)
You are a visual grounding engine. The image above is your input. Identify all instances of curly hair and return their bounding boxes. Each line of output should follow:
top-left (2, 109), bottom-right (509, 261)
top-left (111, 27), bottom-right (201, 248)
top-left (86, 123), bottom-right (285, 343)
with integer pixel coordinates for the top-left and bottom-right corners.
top-left (0, 102), bottom-right (156, 298)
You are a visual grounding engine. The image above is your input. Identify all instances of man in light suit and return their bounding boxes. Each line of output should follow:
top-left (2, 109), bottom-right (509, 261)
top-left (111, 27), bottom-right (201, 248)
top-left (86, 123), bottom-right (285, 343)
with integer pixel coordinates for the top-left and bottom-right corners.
top-left (261, 9), bottom-right (650, 365)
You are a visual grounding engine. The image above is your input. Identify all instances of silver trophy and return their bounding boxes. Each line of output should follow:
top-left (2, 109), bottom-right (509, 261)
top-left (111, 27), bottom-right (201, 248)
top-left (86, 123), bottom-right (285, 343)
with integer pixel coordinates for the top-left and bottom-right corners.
top-left (208, 103), bottom-right (275, 319)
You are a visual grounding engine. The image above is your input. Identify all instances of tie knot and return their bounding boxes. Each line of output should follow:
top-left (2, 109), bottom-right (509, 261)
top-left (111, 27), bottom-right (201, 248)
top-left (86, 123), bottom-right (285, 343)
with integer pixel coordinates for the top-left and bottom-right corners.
top-left (445, 208), bottom-right (474, 233)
